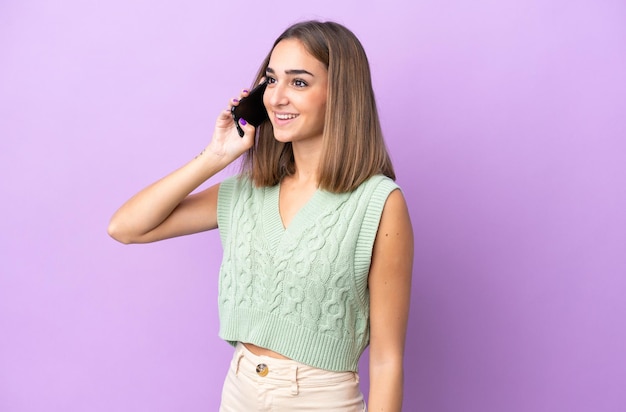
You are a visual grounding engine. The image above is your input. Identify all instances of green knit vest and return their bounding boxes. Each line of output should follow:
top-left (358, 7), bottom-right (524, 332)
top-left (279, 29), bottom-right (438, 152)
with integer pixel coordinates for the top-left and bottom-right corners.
top-left (216, 174), bottom-right (399, 372)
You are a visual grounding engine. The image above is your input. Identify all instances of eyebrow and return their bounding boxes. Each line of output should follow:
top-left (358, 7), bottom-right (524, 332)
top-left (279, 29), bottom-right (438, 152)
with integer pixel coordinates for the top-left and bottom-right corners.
top-left (266, 67), bottom-right (315, 77)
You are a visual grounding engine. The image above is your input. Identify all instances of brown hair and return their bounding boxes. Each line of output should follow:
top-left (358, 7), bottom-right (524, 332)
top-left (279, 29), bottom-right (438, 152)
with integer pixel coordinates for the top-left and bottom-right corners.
top-left (240, 20), bottom-right (395, 193)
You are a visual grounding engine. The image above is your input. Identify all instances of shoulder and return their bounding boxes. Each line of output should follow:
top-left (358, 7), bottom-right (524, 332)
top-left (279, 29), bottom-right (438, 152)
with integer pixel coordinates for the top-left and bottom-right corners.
top-left (375, 188), bottom-right (412, 254)
top-left (362, 175), bottom-right (412, 256)
top-left (219, 173), bottom-right (249, 191)
top-left (351, 175), bottom-right (407, 262)
top-left (381, 189), bottom-right (410, 224)
top-left (218, 174), bottom-right (256, 200)
top-left (357, 174), bottom-right (400, 196)
top-left (349, 175), bottom-right (402, 214)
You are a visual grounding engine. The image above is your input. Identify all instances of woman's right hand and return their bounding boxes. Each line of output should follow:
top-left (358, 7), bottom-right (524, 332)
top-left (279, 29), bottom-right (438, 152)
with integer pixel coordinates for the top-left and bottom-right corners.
top-left (203, 90), bottom-right (257, 164)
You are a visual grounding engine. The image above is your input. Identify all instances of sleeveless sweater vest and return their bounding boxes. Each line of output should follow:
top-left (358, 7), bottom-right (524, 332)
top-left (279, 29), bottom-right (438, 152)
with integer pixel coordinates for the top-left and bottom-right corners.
top-left (216, 174), bottom-right (399, 371)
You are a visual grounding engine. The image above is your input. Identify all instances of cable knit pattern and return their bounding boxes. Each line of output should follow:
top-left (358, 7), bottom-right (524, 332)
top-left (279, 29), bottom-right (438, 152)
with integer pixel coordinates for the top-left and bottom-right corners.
top-left (216, 174), bottom-right (399, 371)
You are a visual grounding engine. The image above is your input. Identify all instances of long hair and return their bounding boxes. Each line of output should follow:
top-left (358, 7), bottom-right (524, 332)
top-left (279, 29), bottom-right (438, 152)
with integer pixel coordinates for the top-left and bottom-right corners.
top-left (240, 20), bottom-right (395, 193)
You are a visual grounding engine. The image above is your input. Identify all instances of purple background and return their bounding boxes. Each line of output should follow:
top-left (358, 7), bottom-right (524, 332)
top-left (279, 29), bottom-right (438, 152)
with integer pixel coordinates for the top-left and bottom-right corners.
top-left (1, 0), bottom-right (625, 411)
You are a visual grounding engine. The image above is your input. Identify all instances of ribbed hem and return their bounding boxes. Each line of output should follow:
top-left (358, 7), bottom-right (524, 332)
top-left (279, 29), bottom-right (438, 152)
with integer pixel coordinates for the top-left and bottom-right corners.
top-left (219, 307), bottom-right (366, 372)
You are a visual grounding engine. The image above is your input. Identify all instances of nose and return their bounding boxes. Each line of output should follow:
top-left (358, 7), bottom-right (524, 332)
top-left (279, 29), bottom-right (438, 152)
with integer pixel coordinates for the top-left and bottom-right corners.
top-left (265, 83), bottom-right (288, 108)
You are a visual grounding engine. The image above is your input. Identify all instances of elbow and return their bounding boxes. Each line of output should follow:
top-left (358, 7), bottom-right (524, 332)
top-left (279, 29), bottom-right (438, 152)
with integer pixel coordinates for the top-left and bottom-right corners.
top-left (107, 219), bottom-right (134, 244)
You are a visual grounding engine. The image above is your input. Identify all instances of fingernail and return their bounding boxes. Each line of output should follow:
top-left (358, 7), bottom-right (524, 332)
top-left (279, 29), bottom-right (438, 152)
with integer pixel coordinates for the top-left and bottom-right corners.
top-left (239, 118), bottom-right (247, 126)
top-left (243, 89), bottom-right (249, 93)
top-left (232, 98), bottom-right (239, 103)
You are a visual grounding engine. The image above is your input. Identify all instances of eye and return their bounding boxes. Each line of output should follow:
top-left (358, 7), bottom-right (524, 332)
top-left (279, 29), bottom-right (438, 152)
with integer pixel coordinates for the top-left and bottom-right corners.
top-left (293, 79), bottom-right (308, 88)
top-left (266, 76), bottom-right (277, 84)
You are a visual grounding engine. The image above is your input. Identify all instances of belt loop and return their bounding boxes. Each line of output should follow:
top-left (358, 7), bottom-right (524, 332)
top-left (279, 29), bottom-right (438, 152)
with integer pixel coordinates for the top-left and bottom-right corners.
top-left (290, 365), bottom-right (299, 395)
top-left (354, 371), bottom-right (360, 384)
top-left (235, 347), bottom-right (244, 376)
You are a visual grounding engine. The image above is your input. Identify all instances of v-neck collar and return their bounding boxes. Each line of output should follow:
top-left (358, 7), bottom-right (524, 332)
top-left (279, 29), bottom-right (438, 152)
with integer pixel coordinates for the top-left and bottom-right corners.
top-left (262, 183), bottom-right (344, 250)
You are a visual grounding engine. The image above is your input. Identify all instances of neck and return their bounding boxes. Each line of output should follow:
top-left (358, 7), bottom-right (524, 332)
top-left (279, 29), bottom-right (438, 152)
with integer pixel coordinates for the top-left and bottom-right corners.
top-left (291, 141), bottom-right (322, 186)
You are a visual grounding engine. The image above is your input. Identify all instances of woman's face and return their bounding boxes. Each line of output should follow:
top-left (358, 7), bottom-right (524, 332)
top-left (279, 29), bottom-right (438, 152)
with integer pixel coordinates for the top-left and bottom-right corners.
top-left (263, 38), bottom-right (328, 145)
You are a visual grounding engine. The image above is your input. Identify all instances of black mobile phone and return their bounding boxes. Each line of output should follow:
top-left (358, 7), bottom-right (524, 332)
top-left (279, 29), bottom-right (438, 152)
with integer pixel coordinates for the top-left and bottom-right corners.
top-left (231, 81), bottom-right (269, 137)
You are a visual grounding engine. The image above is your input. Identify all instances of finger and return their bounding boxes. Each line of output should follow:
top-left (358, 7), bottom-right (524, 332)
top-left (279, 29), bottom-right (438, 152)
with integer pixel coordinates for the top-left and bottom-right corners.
top-left (238, 88), bottom-right (250, 100)
top-left (228, 97), bottom-right (240, 109)
top-left (237, 118), bottom-right (256, 140)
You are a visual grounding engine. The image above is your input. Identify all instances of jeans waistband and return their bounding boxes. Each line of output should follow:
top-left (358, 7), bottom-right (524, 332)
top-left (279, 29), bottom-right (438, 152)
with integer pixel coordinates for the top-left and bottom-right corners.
top-left (233, 342), bottom-right (359, 392)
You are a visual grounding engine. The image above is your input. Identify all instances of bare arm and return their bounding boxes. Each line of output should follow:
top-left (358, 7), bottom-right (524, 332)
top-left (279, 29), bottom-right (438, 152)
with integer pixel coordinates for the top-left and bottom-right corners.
top-left (107, 98), bottom-right (257, 244)
top-left (367, 189), bottom-right (414, 411)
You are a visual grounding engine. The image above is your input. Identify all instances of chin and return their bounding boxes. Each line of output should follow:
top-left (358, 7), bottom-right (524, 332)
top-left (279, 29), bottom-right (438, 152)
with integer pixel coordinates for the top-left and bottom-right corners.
top-left (272, 130), bottom-right (295, 143)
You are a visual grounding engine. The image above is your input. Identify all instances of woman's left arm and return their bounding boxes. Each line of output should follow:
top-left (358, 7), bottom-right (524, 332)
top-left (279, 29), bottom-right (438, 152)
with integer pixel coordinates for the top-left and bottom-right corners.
top-left (367, 189), bottom-right (414, 412)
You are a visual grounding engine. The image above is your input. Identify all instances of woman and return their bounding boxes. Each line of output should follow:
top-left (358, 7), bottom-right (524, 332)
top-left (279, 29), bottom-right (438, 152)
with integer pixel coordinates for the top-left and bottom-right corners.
top-left (108, 20), bottom-right (413, 411)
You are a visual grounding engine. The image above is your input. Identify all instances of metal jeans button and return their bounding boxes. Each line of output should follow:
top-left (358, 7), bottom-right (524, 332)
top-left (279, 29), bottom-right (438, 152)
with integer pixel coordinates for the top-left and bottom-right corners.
top-left (256, 363), bottom-right (268, 377)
